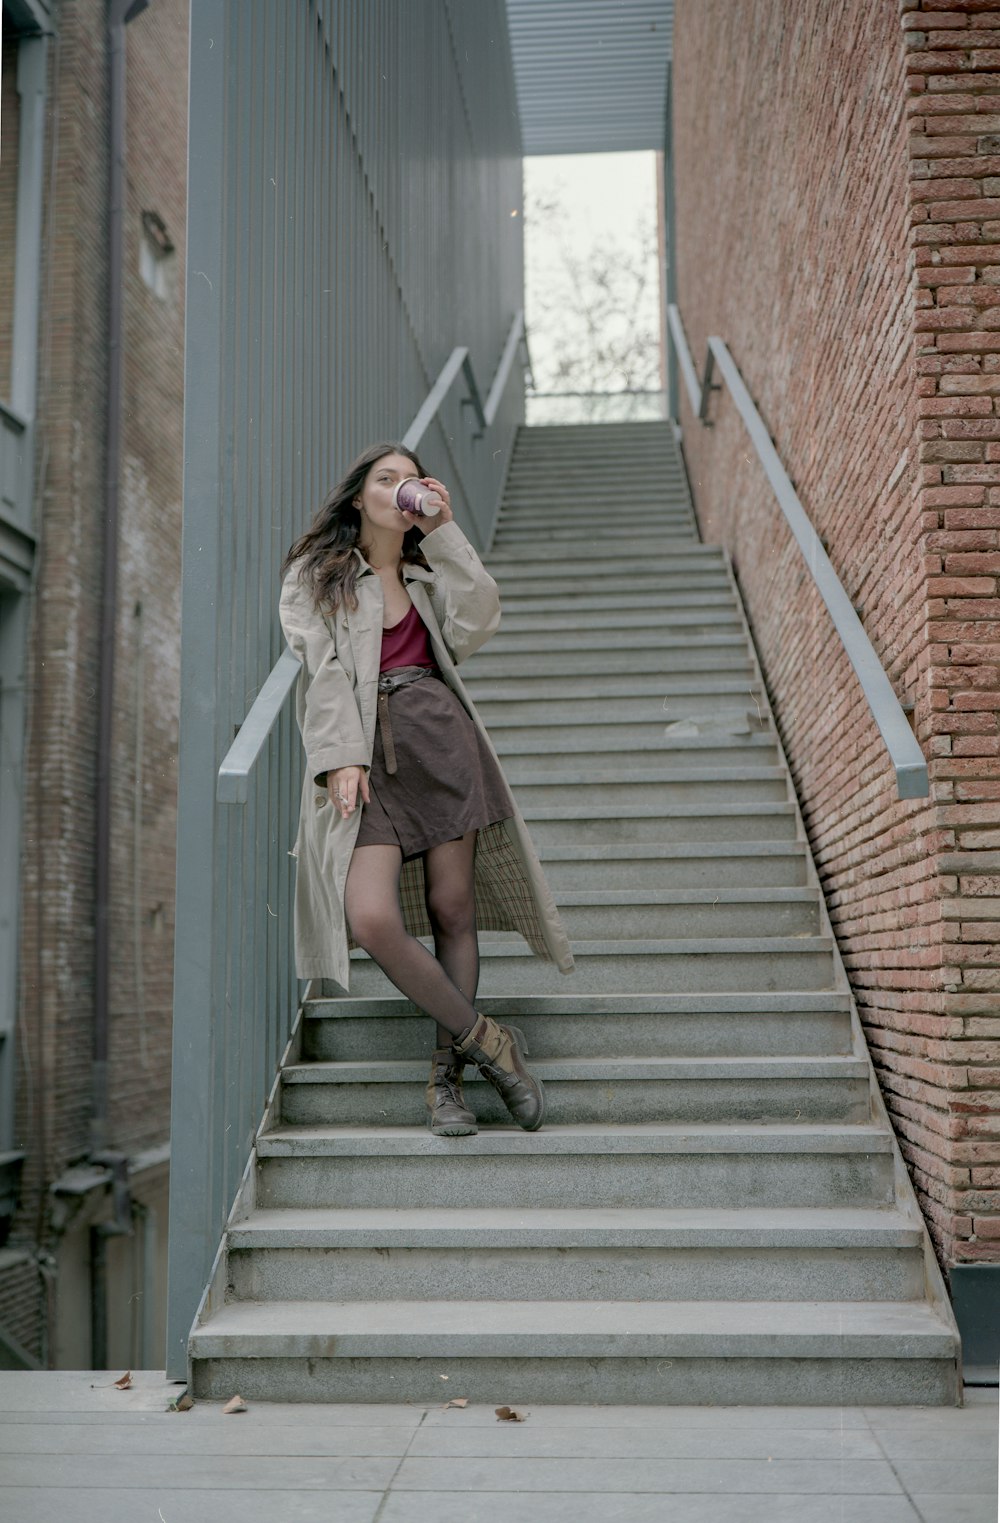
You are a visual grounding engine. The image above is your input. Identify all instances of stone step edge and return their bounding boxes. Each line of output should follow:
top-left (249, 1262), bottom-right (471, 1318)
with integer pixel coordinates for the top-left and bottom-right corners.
top-left (305, 992), bottom-right (852, 1017)
top-left (256, 1123), bottom-right (893, 1158)
top-left (486, 551), bottom-right (724, 568)
top-left (351, 936), bottom-right (835, 961)
top-left (493, 734), bottom-right (778, 752)
top-left (484, 539), bottom-right (709, 557)
top-left (535, 846), bottom-right (809, 858)
top-left (501, 508), bottom-right (692, 516)
top-left (281, 1055), bottom-right (868, 1084)
top-left (500, 766), bottom-right (785, 785)
top-left (514, 804), bottom-right (785, 816)
top-left (493, 615), bottom-right (743, 629)
top-left (479, 637), bottom-right (748, 651)
top-left (227, 1205), bottom-right (922, 1250)
top-left (189, 1298), bottom-right (958, 1361)
top-left (527, 887), bottom-right (814, 904)
top-left (467, 679), bottom-right (763, 696)
top-left (497, 743), bottom-right (778, 761)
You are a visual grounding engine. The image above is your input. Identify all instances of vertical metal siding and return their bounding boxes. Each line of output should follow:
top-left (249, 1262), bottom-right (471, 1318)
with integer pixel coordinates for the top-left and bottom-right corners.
top-left (167, 0), bottom-right (523, 1376)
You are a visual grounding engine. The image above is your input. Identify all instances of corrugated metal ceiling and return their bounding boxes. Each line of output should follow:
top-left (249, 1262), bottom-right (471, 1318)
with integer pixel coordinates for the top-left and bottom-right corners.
top-left (507, 0), bottom-right (674, 156)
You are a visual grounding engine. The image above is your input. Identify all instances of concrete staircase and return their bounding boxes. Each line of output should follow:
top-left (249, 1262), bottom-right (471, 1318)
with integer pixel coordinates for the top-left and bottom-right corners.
top-left (188, 420), bottom-right (962, 1404)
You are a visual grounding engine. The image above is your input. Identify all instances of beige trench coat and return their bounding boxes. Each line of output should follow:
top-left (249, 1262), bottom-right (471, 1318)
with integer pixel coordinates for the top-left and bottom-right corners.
top-left (279, 518), bottom-right (575, 990)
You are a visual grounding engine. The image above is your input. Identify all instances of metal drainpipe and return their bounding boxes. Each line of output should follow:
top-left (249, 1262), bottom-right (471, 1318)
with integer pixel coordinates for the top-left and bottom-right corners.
top-left (91, 0), bottom-right (150, 1368)
top-left (93, 0), bottom-right (149, 1153)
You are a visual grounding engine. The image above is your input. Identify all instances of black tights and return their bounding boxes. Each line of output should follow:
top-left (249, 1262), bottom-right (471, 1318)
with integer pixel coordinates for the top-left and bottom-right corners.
top-left (344, 832), bottom-right (481, 1050)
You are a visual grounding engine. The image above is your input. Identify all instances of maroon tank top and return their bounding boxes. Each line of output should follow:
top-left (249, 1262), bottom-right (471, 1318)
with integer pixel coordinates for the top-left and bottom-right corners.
top-left (380, 600), bottom-right (437, 673)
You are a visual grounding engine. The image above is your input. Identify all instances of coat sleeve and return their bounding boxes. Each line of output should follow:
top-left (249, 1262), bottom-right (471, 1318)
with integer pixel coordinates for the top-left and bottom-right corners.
top-left (417, 519), bottom-right (501, 665)
top-left (279, 566), bottom-right (368, 785)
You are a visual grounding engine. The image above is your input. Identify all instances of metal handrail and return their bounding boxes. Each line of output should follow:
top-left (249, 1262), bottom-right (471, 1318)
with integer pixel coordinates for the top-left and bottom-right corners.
top-left (216, 309), bottom-right (530, 804)
top-left (666, 303), bottom-right (929, 801)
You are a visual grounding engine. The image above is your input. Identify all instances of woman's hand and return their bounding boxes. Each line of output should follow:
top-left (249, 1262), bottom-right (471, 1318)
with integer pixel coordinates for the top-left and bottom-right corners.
top-left (327, 765), bottom-right (370, 819)
top-left (400, 477), bottom-right (453, 535)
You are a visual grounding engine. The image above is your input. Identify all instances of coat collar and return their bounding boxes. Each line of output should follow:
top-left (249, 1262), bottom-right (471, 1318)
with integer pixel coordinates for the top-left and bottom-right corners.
top-left (350, 546), bottom-right (435, 584)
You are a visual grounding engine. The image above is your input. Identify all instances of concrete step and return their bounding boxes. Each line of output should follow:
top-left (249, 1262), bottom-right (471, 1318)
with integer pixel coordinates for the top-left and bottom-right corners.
top-left (508, 448), bottom-right (680, 461)
top-left (544, 887), bottom-right (820, 939)
top-left (486, 550), bottom-right (721, 578)
top-left (506, 451), bottom-right (681, 464)
top-left (303, 992), bottom-right (855, 1062)
top-left (468, 671), bottom-right (762, 702)
top-left (499, 590), bottom-right (733, 617)
top-left (525, 807), bottom-right (801, 847)
top-left (503, 486), bottom-right (686, 498)
top-left (536, 843), bottom-right (806, 885)
top-left (188, 1297), bottom-right (960, 1405)
top-left (495, 608), bottom-right (742, 633)
top-left (534, 840), bottom-right (806, 883)
top-left (485, 538), bottom-right (714, 565)
top-left (491, 717), bottom-right (771, 747)
top-left (510, 443), bottom-right (678, 457)
top-left (226, 1206), bottom-right (924, 1304)
top-left (491, 573), bottom-right (730, 599)
top-left (462, 648), bottom-right (751, 679)
top-left (507, 453), bottom-right (680, 466)
top-left (490, 511), bottom-right (694, 530)
top-left (498, 501), bottom-right (693, 520)
top-left (515, 420), bottom-right (672, 433)
top-left (478, 634), bottom-right (748, 662)
top-left (279, 1053), bottom-right (868, 1128)
top-left (254, 1124), bottom-right (897, 1211)
top-left (348, 935), bottom-right (838, 996)
top-left (487, 623), bottom-right (739, 654)
top-left (507, 463), bottom-right (680, 477)
top-left (498, 501), bottom-right (694, 521)
top-left (495, 525), bottom-right (699, 545)
top-left (493, 731), bottom-right (779, 768)
top-left (467, 670), bottom-right (760, 701)
top-left (477, 695), bottom-right (765, 728)
top-left (503, 767), bottom-right (788, 809)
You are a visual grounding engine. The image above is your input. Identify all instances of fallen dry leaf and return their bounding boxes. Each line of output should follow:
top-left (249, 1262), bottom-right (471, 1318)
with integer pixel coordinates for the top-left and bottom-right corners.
top-left (222, 1394), bottom-right (247, 1414)
top-left (112, 1371), bottom-right (132, 1390)
top-left (443, 1397), bottom-right (468, 1410)
top-left (495, 1405), bottom-right (527, 1423)
top-left (168, 1391), bottom-right (194, 1413)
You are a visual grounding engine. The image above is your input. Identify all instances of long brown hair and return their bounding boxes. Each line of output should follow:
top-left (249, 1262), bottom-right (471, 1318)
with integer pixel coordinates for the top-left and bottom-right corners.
top-left (281, 442), bottom-right (431, 614)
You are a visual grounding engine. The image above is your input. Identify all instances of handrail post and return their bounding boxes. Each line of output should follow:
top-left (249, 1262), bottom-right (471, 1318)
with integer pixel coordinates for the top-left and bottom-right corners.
top-left (460, 351), bottom-right (487, 439)
top-left (698, 347), bottom-right (719, 427)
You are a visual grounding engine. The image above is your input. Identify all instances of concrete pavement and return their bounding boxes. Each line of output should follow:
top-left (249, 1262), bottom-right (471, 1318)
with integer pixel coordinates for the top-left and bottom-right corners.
top-left (0, 1370), bottom-right (995, 1522)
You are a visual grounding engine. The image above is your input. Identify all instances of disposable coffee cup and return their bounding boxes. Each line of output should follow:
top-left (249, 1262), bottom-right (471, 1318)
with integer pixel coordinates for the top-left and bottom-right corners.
top-left (393, 477), bottom-right (442, 518)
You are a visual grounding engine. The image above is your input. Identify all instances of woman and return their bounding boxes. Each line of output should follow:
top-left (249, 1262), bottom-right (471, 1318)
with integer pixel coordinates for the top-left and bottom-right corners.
top-left (279, 442), bottom-right (574, 1138)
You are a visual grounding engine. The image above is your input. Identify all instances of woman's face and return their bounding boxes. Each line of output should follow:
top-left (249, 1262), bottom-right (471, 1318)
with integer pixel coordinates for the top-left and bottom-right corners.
top-left (355, 452), bottom-right (420, 533)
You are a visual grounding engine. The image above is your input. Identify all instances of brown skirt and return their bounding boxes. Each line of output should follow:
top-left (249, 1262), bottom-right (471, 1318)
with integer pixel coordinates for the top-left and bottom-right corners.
top-left (354, 671), bottom-right (516, 860)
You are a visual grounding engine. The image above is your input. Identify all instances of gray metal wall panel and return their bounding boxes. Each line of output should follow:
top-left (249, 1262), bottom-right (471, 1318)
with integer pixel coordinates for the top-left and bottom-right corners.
top-left (167, 0), bottom-right (523, 1376)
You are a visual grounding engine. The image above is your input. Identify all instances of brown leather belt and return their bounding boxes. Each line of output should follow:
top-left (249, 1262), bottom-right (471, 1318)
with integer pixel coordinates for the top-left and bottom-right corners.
top-left (376, 665), bottom-right (436, 775)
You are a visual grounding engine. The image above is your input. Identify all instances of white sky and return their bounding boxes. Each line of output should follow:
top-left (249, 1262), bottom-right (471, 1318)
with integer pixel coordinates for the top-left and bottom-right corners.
top-left (523, 150), bottom-right (661, 393)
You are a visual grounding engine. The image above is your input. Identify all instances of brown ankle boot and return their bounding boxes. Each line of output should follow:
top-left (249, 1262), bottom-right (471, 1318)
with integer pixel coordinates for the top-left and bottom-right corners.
top-left (425, 1048), bottom-right (478, 1137)
top-left (452, 1014), bottom-right (545, 1131)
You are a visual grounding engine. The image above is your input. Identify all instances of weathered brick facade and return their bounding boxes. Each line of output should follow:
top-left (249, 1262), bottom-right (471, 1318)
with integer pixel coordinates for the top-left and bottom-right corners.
top-left (673, 0), bottom-right (1000, 1276)
top-left (3, 0), bottom-right (187, 1366)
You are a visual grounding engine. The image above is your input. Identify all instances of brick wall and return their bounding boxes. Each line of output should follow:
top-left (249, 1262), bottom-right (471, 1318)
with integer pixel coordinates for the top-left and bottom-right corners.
top-left (9, 0), bottom-right (187, 1362)
top-left (673, 0), bottom-right (1000, 1270)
